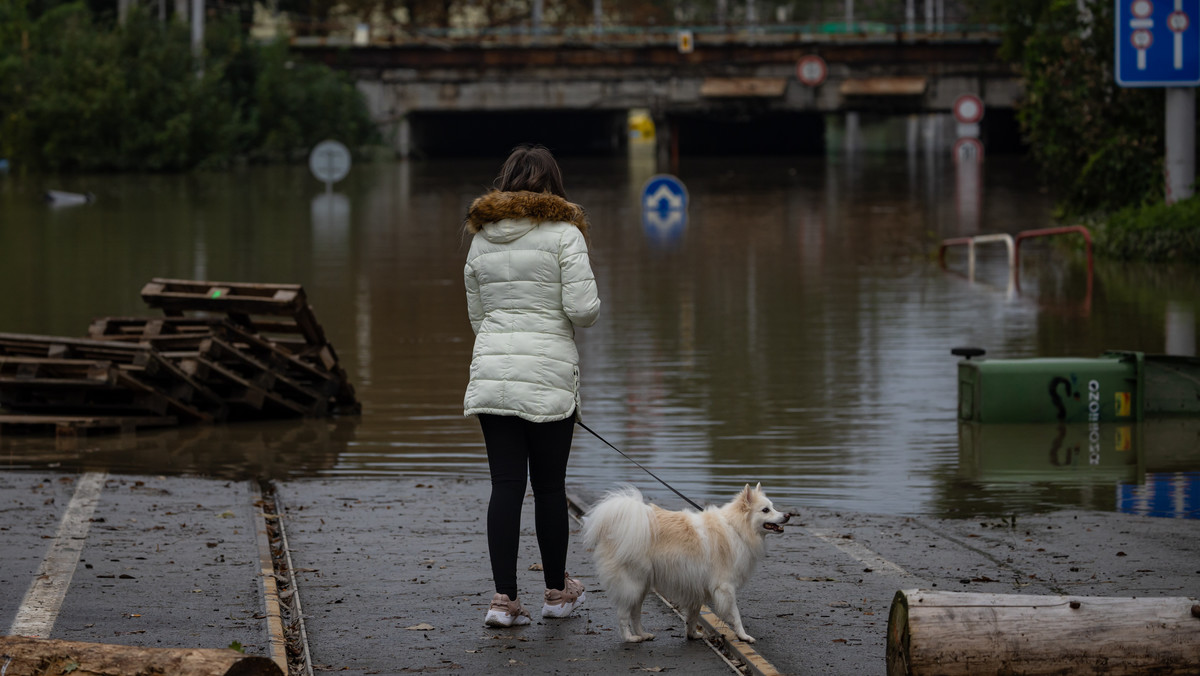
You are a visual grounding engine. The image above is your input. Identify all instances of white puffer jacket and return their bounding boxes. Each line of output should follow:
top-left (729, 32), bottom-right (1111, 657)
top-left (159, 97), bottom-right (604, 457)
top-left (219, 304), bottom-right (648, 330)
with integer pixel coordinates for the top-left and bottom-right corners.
top-left (463, 190), bottom-right (601, 422)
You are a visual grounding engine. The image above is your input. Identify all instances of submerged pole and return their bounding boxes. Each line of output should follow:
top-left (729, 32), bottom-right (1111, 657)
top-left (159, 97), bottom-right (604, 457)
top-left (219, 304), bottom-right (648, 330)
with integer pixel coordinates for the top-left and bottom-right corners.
top-left (1165, 87), bottom-right (1196, 204)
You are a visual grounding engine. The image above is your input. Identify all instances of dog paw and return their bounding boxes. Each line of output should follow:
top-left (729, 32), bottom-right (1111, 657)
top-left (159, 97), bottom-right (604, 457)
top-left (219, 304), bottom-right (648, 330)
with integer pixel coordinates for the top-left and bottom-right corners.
top-left (624, 634), bottom-right (647, 643)
top-left (686, 629), bottom-right (703, 640)
top-left (737, 634), bottom-right (756, 643)
top-left (639, 632), bottom-right (656, 641)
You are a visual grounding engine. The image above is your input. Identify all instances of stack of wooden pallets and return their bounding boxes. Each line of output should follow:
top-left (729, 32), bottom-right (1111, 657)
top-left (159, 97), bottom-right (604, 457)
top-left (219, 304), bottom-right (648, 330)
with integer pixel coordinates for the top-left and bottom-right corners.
top-left (0, 279), bottom-right (359, 438)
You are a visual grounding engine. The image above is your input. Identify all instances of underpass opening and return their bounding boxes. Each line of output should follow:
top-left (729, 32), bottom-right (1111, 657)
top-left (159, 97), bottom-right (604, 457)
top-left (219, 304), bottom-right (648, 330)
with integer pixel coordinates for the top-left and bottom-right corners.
top-left (408, 110), bottom-right (628, 158)
top-left (668, 111), bottom-right (826, 156)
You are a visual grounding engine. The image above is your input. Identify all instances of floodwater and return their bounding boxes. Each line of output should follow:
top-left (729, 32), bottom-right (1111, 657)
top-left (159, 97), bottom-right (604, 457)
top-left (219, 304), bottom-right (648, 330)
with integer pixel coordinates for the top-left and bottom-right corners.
top-left (2, 136), bottom-right (1198, 520)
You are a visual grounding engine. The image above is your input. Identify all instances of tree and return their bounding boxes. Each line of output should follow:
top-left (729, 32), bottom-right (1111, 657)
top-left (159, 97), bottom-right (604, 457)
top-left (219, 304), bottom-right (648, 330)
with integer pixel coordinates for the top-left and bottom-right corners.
top-left (1002, 0), bottom-right (1164, 217)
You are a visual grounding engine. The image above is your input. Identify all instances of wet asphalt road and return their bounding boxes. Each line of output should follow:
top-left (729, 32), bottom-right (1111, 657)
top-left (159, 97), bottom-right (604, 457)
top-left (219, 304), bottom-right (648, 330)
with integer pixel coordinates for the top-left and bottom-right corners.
top-left (2, 471), bottom-right (1198, 675)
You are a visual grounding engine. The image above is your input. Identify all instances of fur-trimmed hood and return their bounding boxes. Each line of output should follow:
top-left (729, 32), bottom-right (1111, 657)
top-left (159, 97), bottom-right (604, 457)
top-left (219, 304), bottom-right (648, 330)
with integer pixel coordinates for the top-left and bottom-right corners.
top-left (464, 190), bottom-right (589, 240)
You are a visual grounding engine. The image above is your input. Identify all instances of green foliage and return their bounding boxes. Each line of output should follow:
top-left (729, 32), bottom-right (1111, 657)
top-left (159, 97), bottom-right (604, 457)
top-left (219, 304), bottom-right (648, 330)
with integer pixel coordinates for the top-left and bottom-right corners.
top-left (227, 640), bottom-right (246, 653)
top-left (1094, 196), bottom-right (1200, 262)
top-left (0, 3), bottom-right (377, 172)
top-left (1005, 0), bottom-right (1164, 218)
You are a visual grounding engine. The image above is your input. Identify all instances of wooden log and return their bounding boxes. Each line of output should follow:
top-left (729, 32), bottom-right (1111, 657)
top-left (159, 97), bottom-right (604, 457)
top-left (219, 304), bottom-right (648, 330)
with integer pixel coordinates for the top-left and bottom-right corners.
top-left (0, 635), bottom-right (282, 675)
top-left (887, 589), bottom-right (1200, 676)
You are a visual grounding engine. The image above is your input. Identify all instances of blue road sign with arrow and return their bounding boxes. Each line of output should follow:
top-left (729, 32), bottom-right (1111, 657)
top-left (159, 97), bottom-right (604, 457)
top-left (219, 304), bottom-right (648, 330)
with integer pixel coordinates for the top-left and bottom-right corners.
top-left (641, 175), bottom-right (689, 246)
top-left (1116, 0), bottom-right (1200, 86)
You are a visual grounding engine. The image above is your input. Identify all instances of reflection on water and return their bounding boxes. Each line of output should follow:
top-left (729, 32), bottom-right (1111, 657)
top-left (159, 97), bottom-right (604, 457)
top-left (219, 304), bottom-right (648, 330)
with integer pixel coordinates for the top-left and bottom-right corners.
top-left (2, 133), bottom-right (1199, 519)
top-left (955, 420), bottom-right (1200, 519)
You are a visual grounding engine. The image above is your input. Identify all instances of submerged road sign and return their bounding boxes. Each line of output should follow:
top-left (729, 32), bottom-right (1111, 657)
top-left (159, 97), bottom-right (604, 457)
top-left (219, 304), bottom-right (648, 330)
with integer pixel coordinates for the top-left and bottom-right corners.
top-left (641, 175), bottom-right (688, 246)
top-left (1116, 0), bottom-right (1200, 86)
top-left (309, 140), bottom-right (352, 191)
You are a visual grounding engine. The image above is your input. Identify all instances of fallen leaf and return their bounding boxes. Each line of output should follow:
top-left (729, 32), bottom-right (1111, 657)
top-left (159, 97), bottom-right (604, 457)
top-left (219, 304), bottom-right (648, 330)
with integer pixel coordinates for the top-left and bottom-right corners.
top-left (528, 563), bottom-right (543, 571)
top-left (406, 623), bottom-right (435, 631)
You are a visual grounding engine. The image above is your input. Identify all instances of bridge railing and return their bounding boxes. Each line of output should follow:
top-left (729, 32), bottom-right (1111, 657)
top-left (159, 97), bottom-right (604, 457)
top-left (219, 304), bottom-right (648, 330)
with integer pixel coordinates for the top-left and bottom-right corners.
top-left (285, 22), bottom-right (1003, 47)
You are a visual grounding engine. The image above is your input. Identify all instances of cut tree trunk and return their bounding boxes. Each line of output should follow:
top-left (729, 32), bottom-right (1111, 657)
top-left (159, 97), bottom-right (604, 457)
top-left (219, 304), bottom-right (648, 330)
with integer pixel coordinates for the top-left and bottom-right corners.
top-left (0, 636), bottom-right (282, 676)
top-left (887, 589), bottom-right (1200, 675)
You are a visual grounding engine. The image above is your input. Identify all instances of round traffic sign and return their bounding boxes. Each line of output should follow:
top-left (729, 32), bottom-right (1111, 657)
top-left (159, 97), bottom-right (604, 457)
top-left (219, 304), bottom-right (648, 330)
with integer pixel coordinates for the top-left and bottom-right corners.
top-left (954, 137), bottom-right (984, 164)
top-left (796, 55), bottom-right (828, 87)
top-left (309, 140), bottom-right (352, 185)
top-left (952, 94), bottom-right (984, 124)
top-left (1131, 0), bottom-right (1153, 18)
top-left (1169, 10), bottom-right (1189, 32)
top-left (1131, 28), bottom-right (1154, 49)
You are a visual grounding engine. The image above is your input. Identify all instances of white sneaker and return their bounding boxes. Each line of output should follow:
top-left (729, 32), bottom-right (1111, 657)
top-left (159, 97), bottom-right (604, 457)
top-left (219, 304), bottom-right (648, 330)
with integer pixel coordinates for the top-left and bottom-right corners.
top-left (484, 593), bottom-right (531, 627)
top-left (541, 574), bottom-right (586, 619)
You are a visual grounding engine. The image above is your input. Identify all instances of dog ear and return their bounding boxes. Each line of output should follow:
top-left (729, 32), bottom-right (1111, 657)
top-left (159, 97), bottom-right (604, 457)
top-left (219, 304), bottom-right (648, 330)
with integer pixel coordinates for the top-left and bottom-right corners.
top-left (754, 482), bottom-right (762, 493)
top-left (739, 484), bottom-right (754, 506)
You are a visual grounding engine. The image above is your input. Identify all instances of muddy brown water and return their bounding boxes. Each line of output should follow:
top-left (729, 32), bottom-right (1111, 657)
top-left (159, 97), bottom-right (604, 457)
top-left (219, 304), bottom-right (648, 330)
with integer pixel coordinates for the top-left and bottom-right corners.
top-left (2, 147), bottom-right (1198, 520)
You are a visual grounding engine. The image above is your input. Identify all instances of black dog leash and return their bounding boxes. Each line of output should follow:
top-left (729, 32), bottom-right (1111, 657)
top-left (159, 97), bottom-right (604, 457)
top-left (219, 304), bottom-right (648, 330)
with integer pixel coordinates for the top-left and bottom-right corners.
top-left (576, 420), bottom-right (704, 511)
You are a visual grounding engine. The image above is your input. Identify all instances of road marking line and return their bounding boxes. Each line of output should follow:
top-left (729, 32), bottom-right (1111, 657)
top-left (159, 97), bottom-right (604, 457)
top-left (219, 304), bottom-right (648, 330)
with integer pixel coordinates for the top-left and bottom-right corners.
top-left (9, 472), bottom-right (107, 638)
top-left (804, 527), bottom-right (928, 586)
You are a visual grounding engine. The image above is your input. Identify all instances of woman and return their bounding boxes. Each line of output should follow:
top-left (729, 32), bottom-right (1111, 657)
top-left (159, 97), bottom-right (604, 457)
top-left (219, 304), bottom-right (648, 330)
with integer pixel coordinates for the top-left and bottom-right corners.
top-left (462, 144), bottom-right (601, 627)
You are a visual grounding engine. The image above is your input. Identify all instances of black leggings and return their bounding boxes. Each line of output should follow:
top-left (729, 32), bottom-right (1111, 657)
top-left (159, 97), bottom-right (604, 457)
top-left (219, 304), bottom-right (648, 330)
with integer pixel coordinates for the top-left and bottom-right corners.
top-left (479, 412), bottom-right (575, 599)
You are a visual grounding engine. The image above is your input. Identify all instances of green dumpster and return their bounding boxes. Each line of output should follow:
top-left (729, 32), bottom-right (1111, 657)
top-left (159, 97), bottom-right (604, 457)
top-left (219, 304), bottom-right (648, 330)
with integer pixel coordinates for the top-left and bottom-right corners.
top-left (956, 350), bottom-right (1200, 424)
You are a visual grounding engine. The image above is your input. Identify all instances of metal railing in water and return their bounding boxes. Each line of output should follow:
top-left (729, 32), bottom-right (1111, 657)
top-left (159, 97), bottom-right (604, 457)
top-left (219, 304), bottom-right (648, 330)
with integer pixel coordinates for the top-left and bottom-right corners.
top-left (938, 226), bottom-right (1094, 304)
top-left (938, 233), bottom-right (1017, 294)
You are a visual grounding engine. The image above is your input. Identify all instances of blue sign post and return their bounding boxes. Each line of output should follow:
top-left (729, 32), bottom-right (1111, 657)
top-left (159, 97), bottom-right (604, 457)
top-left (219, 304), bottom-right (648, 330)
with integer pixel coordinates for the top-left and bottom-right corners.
top-left (1116, 0), bottom-right (1200, 86)
top-left (641, 175), bottom-right (689, 247)
top-left (1115, 0), bottom-right (1199, 203)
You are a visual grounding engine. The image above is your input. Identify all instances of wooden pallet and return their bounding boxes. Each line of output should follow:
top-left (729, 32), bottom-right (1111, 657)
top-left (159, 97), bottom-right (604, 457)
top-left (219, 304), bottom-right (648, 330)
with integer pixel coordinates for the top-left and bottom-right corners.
top-left (198, 337), bottom-right (329, 415)
top-left (141, 279), bottom-right (328, 347)
top-left (0, 332), bottom-right (148, 362)
top-left (0, 414), bottom-right (179, 438)
top-left (87, 316), bottom-right (224, 342)
top-left (0, 364), bottom-right (208, 422)
top-left (0, 279), bottom-right (359, 435)
top-left (0, 338), bottom-right (220, 423)
top-left (0, 357), bottom-right (114, 384)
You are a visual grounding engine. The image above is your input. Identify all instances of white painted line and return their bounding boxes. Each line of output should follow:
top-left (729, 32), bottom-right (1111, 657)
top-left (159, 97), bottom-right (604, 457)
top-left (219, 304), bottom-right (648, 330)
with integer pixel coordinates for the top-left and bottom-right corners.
top-left (804, 527), bottom-right (927, 586)
top-left (9, 472), bottom-right (107, 638)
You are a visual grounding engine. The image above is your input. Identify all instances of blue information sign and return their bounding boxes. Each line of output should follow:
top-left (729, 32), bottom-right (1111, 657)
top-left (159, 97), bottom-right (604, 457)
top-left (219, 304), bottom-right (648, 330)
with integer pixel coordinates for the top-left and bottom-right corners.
top-left (641, 175), bottom-right (688, 246)
top-left (1116, 0), bottom-right (1200, 86)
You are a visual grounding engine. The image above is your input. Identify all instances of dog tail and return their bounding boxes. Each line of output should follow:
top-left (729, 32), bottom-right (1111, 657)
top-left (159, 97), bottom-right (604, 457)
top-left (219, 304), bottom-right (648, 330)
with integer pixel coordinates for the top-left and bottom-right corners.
top-left (581, 485), bottom-right (653, 568)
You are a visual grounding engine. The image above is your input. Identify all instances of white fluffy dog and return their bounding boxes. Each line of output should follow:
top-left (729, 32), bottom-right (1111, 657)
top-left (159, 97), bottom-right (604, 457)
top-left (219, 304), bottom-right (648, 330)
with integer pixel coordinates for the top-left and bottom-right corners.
top-left (581, 484), bottom-right (789, 643)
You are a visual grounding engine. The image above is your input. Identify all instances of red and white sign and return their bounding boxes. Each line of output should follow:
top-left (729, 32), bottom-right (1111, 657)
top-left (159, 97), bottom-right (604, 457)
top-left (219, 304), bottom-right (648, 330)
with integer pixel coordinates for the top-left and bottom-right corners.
top-left (796, 55), bottom-right (827, 87)
top-left (1132, 0), bottom-right (1153, 18)
top-left (954, 137), bottom-right (984, 165)
top-left (1169, 10), bottom-right (1189, 31)
top-left (1132, 28), bottom-right (1155, 48)
top-left (952, 94), bottom-right (984, 124)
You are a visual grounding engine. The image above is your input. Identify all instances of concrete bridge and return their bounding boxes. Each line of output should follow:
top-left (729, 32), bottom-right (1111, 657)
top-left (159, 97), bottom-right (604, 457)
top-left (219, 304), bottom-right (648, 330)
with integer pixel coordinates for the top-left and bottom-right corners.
top-left (296, 30), bottom-right (1020, 158)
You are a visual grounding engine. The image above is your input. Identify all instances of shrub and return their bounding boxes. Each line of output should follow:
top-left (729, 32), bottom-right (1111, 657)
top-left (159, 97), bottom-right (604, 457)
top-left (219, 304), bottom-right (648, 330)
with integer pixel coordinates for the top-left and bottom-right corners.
top-left (1095, 196), bottom-right (1200, 262)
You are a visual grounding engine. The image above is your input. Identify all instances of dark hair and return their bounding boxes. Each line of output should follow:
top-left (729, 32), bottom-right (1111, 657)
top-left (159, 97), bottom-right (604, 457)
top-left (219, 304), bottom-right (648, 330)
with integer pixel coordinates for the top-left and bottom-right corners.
top-left (493, 144), bottom-right (566, 198)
